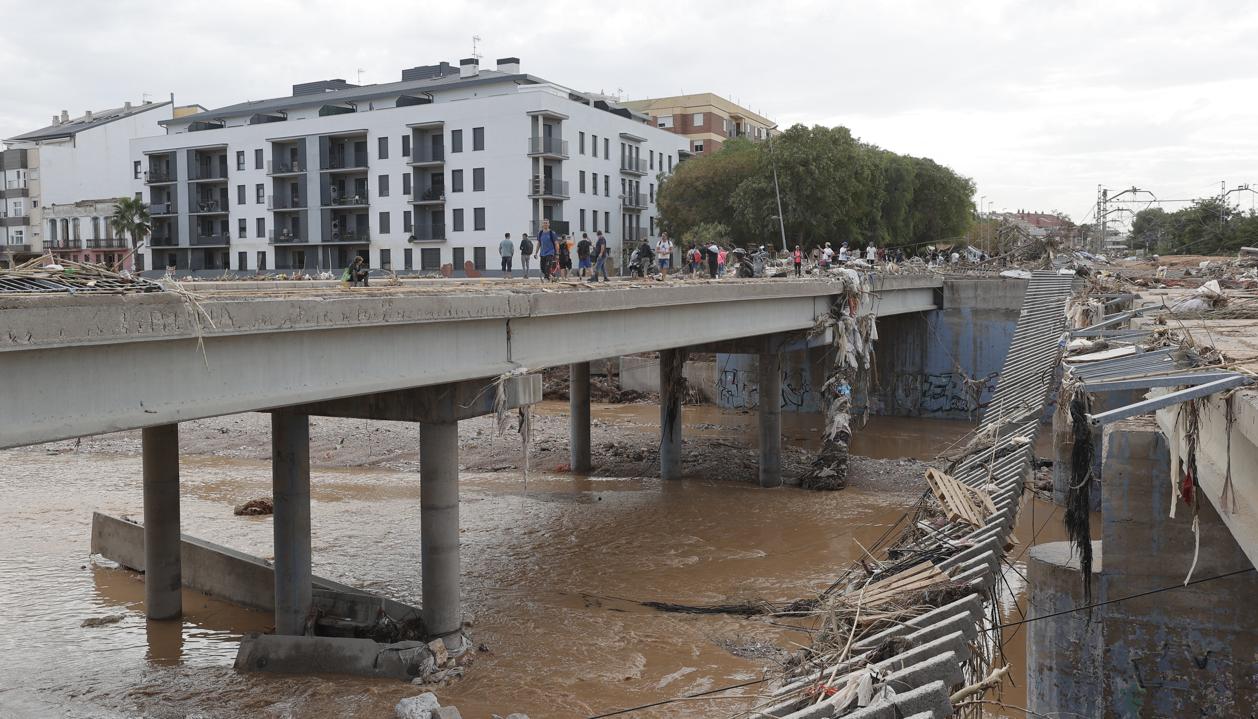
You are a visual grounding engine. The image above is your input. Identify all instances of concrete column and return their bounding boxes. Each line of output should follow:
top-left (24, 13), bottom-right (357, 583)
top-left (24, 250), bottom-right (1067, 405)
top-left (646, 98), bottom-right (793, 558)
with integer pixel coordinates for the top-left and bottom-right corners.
top-left (271, 412), bottom-right (312, 636)
top-left (143, 424), bottom-right (182, 620)
top-left (569, 362), bottom-right (591, 473)
top-left (420, 419), bottom-right (461, 643)
top-left (659, 348), bottom-right (684, 480)
top-left (758, 348), bottom-right (782, 488)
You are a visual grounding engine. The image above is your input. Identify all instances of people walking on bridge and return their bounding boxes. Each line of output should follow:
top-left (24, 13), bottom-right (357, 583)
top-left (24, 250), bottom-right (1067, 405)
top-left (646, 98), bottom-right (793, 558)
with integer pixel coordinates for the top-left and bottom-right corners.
top-left (576, 232), bottom-right (592, 278)
top-left (865, 243), bottom-right (877, 261)
top-left (793, 245), bottom-right (803, 276)
top-left (499, 232), bottom-right (515, 278)
top-left (557, 234), bottom-right (573, 278)
top-left (837, 242), bottom-right (849, 263)
top-left (821, 242), bottom-right (834, 268)
top-left (588, 230), bottom-right (609, 282)
top-left (656, 233), bottom-right (673, 277)
top-left (706, 243), bottom-right (720, 278)
top-left (717, 246), bottom-right (728, 276)
top-left (538, 221), bottom-right (558, 281)
top-left (519, 233), bottom-right (534, 278)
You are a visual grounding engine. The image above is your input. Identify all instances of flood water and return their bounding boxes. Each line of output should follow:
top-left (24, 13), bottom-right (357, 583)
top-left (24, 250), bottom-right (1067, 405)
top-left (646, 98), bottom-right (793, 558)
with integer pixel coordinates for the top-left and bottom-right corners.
top-left (0, 404), bottom-right (1063, 718)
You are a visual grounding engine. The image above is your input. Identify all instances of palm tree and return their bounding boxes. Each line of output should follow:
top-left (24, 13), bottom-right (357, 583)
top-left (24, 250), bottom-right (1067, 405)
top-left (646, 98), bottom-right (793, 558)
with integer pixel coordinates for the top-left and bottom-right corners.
top-left (111, 197), bottom-right (150, 249)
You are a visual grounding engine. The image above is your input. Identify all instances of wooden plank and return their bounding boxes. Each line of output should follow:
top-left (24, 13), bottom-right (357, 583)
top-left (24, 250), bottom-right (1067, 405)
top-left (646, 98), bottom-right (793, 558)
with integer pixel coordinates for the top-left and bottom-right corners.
top-left (925, 468), bottom-right (995, 527)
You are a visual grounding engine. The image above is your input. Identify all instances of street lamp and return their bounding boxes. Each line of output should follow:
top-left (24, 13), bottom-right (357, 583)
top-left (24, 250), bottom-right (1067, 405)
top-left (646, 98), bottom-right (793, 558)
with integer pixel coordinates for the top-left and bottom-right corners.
top-left (767, 124), bottom-right (788, 254)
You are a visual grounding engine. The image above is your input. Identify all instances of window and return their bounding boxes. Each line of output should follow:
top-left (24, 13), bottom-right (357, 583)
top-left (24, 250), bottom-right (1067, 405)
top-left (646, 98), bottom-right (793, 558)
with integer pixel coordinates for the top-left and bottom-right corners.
top-left (693, 142), bottom-right (704, 153)
top-left (604, 175), bottom-right (609, 197)
top-left (580, 209), bottom-right (586, 231)
top-left (238, 251), bottom-right (248, 270)
top-left (133, 161), bottom-right (141, 179)
top-left (472, 168), bottom-right (484, 192)
top-left (668, 155), bottom-right (673, 171)
top-left (473, 207), bottom-right (485, 231)
top-left (237, 184), bottom-right (246, 205)
top-left (473, 246), bottom-right (486, 270)
top-left (591, 172), bottom-right (597, 195)
top-left (256, 217), bottom-right (265, 238)
top-left (401, 135), bottom-right (411, 157)
top-left (257, 251), bottom-right (267, 271)
top-left (136, 254), bottom-right (146, 271)
top-left (604, 138), bottom-right (609, 159)
top-left (579, 132), bottom-right (586, 154)
top-left (403, 210), bottom-right (413, 232)
top-left (256, 184), bottom-right (264, 203)
top-left (658, 115), bottom-right (673, 128)
top-left (451, 129), bottom-right (463, 153)
top-left (378, 136), bottom-right (389, 160)
top-left (472, 127), bottom-right (484, 151)
top-left (404, 248), bottom-right (413, 270)
top-left (591, 135), bottom-right (598, 158)
top-left (453, 247), bottom-right (464, 269)
top-left (692, 112), bottom-right (704, 126)
top-left (237, 219), bottom-right (247, 238)
top-left (649, 183), bottom-right (655, 202)
top-left (255, 149), bottom-right (263, 169)
top-left (421, 248), bottom-right (440, 270)
top-left (452, 208), bottom-right (464, 232)
top-left (378, 174), bottom-right (390, 197)
top-left (402, 173), bottom-right (412, 195)
top-left (380, 248), bottom-right (392, 269)
top-left (72, 218), bottom-right (80, 239)
top-left (379, 211), bottom-right (391, 234)
top-left (48, 220), bottom-right (57, 241)
top-left (236, 150), bottom-right (245, 170)
top-left (593, 212), bottom-right (598, 232)
top-left (604, 211), bottom-right (609, 231)
top-left (579, 171), bottom-right (586, 194)
top-left (451, 169), bottom-right (464, 192)
top-left (649, 150), bottom-right (654, 170)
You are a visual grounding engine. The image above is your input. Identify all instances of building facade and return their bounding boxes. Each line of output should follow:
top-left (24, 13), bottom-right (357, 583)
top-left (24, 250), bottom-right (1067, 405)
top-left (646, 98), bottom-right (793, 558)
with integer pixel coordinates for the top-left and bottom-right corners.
top-left (622, 93), bottom-right (775, 156)
top-left (131, 58), bottom-right (689, 275)
top-left (1, 101), bottom-right (174, 267)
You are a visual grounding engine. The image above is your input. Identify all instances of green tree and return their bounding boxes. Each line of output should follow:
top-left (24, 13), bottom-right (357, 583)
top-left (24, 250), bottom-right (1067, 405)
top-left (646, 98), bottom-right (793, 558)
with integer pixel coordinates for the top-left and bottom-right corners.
top-left (110, 197), bottom-right (151, 249)
top-left (681, 222), bottom-right (729, 248)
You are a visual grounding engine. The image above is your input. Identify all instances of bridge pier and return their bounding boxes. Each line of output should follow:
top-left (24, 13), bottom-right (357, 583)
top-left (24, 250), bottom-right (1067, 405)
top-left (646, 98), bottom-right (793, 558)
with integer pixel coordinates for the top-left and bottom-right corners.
top-left (758, 344), bottom-right (783, 488)
top-left (420, 414), bottom-right (461, 645)
top-left (271, 412), bottom-right (312, 636)
top-left (659, 347), bottom-right (686, 480)
top-left (142, 424), bottom-right (182, 620)
top-left (569, 361), bottom-right (591, 474)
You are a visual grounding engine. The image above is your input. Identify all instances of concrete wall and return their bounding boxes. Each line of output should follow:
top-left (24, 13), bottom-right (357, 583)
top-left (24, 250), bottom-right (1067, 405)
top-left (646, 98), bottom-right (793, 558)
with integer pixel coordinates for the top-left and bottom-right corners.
top-left (1027, 540), bottom-right (1105, 717)
top-left (619, 356), bottom-right (718, 402)
top-left (711, 346), bottom-right (828, 412)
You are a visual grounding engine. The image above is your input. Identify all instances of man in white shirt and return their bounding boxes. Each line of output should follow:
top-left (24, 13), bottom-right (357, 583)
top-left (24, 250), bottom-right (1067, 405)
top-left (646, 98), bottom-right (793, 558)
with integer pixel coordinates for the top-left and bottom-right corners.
top-left (822, 243), bottom-right (835, 267)
top-left (865, 244), bottom-right (877, 261)
top-left (655, 233), bottom-right (673, 278)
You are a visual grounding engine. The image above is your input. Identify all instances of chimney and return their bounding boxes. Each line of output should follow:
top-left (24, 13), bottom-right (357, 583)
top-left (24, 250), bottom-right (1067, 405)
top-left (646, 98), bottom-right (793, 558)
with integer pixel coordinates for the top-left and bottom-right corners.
top-left (459, 57), bottom-right (479, 79)
top-left (496, 57), bottom-right (521, 74)
top-left (52, 114), bottom-right (60, 125)
top-left (60, 110), bottom-right (69, 123)
top-left (84, 110), bottom-right (93, 121)
top-left (124, 101), bottom-right (132, 111)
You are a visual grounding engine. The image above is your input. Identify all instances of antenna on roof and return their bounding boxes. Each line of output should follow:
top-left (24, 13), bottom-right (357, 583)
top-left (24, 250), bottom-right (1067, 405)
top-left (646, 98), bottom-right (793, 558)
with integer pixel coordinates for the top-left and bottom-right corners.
top-left (357, 68), bottom-right (365, 84)
top-left (142, 92), bottom-right (151, 103)
top-left (472, 35), bottom-right (483, 61)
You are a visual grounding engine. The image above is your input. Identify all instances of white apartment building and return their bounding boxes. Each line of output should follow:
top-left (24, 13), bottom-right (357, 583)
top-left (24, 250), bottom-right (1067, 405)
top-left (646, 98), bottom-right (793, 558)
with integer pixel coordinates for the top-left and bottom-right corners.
top-left (131, 58), bottom-right (690, 275)
top-left (1, 101), bottom-right (174, 267)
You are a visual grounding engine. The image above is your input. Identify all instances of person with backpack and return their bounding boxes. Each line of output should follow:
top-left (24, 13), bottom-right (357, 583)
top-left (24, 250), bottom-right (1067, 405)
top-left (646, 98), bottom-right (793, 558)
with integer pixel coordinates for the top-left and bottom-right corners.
top-left (537, 220), bottom-right (558, 280)
top-left (576, 232), bottom-right (592, 278)
top-left (588, 230), bottom-right (609, 282)
top-left (499, 232), bottom-right (515, 278)
top-left (557, 234), bottom-right (572, 278)
top-left (519, 233), bottom-right (534, 278)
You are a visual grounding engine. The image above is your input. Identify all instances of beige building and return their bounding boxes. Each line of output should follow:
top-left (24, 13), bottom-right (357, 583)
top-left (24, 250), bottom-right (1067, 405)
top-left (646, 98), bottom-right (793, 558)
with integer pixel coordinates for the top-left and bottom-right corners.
top-left (622, 93), bottom-right (775, 156)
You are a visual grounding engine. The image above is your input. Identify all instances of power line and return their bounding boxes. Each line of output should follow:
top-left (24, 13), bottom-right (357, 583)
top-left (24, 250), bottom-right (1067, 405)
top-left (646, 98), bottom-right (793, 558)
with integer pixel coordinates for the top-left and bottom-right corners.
top-left (584, 677), bottom-right (769, 718)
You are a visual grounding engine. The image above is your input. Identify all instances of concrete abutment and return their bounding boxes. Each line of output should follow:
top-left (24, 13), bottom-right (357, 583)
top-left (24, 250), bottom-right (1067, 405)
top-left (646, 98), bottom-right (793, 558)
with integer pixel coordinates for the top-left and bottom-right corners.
top-left (271, 412), bottom-right (313, 636)
top-left (142, 424), bottom-right (182, 620)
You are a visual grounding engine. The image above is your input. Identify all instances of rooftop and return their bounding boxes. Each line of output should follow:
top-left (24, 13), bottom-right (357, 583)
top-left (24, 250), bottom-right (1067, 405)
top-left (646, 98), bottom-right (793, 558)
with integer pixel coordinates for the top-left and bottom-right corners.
top-left (6, 101), bottom-right (171, 144)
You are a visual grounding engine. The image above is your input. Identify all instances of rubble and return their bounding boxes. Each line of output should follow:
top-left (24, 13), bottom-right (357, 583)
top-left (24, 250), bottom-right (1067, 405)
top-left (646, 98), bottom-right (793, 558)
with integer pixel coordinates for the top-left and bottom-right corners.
top-left (232, 498), bottom-right (273, 516)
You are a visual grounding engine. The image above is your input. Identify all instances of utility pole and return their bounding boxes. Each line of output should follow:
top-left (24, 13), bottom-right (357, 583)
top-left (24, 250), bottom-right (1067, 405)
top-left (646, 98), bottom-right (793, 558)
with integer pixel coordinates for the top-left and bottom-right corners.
top-left (767, 125), bottom-right (788, 254)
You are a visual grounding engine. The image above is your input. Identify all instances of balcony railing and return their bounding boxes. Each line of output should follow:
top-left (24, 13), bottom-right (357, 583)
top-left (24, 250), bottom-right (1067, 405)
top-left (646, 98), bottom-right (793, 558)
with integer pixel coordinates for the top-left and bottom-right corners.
top-left (529, 177), bottom-right (569, 198)
top-left (620, 157), bottom-right (648, 175)
top-left (269, 230), bottom-right (307, 244)
top-left (328, 230), bottom-right (370, 243)
top-left (323, 156), bottom-right (369, 171)
top-left (46, 238), bottom-right (83, 250)
top-left (188, 167), bottom-right (228, 182)
top-left (191, 199), bottom-right (227, 214)
top-left (268, 195), bottom-right (306, 210)
top-left (150, 201), bottom-right (178, 215)
top-left (150, 235), bottom-right (178, 247)
top-left (0, 244), bottom-right (31, 254)
top-left (86, 237), bottom-right (129, 249)
top-left (528, 136), bottom-right (569, 157)
top-left (191, 233), bottom-right (230, 246)
top-left (412, 187), bottom-right (446, 203)
top-left (326, 194), bottom-right (368, 207)
top-left (0, 186), bottom-right (29, 198)
top-left (408, 147), bottom-right (445, 164)
top-left (621, 193), bottom-right (647, 210)
top-left (410, 223), bottom-right (446, 242)
top-left (267, 160), bottom-right (305, 175)
top-left (145, 168), bottom-right (175, 183)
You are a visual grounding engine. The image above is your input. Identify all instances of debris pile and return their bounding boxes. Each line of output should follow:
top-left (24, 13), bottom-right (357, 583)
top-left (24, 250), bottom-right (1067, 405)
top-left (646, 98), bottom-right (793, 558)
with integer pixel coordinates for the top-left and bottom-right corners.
top-left (233, 498), bottom-right (273, 516)
top-left (0, 255), bottom-right (161, 294)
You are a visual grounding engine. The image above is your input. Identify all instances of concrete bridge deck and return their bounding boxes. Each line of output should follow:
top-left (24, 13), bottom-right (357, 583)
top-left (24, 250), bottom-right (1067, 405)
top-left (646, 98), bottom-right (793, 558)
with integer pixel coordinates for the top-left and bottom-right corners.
top-left (0, 274), bottom-right (939, 449)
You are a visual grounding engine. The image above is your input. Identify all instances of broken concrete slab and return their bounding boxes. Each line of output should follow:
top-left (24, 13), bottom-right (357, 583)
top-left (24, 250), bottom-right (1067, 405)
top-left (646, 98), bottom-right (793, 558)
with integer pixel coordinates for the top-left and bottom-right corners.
top-left (236, 634), bottom-right (435, 680)
top-left (395, 692), bottom-right (441, 719)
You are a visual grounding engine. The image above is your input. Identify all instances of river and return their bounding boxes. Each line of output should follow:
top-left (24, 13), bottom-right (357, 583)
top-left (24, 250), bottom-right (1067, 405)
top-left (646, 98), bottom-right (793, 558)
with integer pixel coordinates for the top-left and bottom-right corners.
top-left (0, 404), bottom-right (1063, 718)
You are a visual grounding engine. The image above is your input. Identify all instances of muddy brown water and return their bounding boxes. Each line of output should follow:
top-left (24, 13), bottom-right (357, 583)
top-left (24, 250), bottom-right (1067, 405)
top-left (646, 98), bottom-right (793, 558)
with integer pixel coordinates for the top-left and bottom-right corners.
top-left (0, 406), bottom-right (1066, 718)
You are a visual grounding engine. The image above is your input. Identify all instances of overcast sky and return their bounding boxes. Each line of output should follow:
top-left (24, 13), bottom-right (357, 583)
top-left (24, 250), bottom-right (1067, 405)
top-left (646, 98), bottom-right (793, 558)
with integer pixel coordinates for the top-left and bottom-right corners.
top-left (3, 0), bottom-right (1257, 225)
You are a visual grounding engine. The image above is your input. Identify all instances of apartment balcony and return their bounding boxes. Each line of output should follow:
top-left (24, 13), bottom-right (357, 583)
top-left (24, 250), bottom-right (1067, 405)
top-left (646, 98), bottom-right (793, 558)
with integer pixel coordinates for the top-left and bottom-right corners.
top-left (407, 147), bottom-right (445, 167)
top-left (410, 187), bottom-right (446, 205)
top-left (321, 156), bottom-right (369, 173)
top-left (0, 213), bottom-right (29, 227)
top-left (620, 157), bottom-right (648, 176)
top-left (150, 201), bottom-right (178, 216)
top-left (327, 230), bottom-right (370, 244)
top-left (190, 199), bottom-right (228, 215)
top-left (0, 186), bottom-right (29, 198)
top-left (269, 230), bottom-right (308, 245)
top-left (529, 219), bottom-right (570, 236)
top-left (1, 244), bottom-right (31, 254)
top-left (86, 237), bottom-right (129, 249)
top-left (528, 177), bottom-right (569, 199)
top-left (410, 223), bottom-right (446, 242)
top-left (268, 195), bottom-right (307, 211)
top-left (528, 136), bottom-right (569, 159)
top-left (191, 233), bottom-right (231, 246)
top-left (150, 235), bottom-right (178, 247)
top-left (322, 194), bottom-right (369, 209)
top-left (45, 238), bottom-right (83, 250)
top-left (188, 167), bottom-right (229, 183)
top-left (621, 192), bottom-right (647, 210)
top-left (267, 160), bottom-right (306, 176)
top-left (145, 168), bottom-right (176, 184)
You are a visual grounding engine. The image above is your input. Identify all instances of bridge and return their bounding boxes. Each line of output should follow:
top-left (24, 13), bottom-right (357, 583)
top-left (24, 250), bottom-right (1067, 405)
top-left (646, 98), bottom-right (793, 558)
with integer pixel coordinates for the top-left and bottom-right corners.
top-left (0, 274), bottom-right (941, 661)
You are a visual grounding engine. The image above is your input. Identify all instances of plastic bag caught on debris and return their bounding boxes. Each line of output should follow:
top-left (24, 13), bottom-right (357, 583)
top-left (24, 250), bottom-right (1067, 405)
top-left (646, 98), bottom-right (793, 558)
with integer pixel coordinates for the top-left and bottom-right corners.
top-left (1196, 279), bottom-right (1225, 301)
top-left (1170, 297), bottom-right (1212, 314)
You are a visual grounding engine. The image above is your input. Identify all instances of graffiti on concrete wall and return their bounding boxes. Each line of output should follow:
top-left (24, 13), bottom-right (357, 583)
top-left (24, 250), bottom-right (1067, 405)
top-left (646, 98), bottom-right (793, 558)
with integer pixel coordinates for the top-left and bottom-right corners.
top-left (717, 365), bottom-right (817, 411)
top-left (890, 371), bottom-right (1000, 417)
